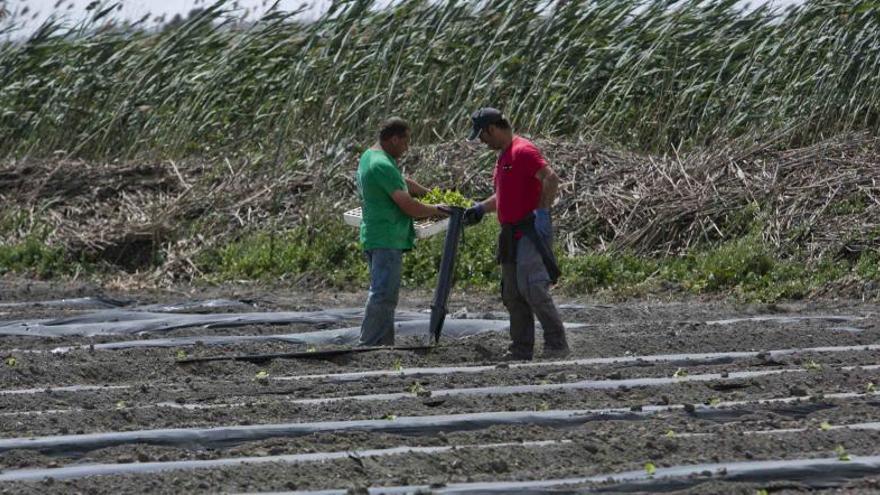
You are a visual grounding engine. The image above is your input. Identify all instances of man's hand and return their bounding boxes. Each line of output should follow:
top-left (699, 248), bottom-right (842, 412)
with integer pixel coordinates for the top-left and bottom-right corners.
top-left (463, 203), bottom-right (485, 226)
top-left (436, 205), bottom-right (453, 216)
top-left (534, 208), bottom-right (552, 241)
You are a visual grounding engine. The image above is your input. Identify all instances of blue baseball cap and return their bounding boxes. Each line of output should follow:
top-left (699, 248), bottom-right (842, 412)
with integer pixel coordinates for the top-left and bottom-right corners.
top-left (468, 107), bottom-right (504, 140)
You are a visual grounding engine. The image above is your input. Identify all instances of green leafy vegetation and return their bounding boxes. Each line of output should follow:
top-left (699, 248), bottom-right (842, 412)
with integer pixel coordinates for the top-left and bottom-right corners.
top-left (183, 215), bottom-right (880, 302)
top-left (835, 445), bottom-right (851, 462)
top-left (2, 1), bottom-right (879, 158)
top-left (0, 238), bottom-right (75, 278)
top-left (421, 188), bottom-right (472, 208)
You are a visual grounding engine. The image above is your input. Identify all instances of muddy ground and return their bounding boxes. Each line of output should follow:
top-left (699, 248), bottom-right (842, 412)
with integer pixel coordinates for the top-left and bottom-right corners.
top-left (1, 280), bottom-right (880, 494)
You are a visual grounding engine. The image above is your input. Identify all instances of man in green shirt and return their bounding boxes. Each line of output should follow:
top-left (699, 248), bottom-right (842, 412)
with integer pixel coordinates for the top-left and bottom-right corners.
top-left (357, 117), bottom-right (448, 346)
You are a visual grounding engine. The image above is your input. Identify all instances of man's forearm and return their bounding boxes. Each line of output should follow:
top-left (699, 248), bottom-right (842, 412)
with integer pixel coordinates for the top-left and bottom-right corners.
top-left (539, 174), bottom-right (558, 209)
top-left (479, 195), bottom-right (497, 213)
top-left (391, 190), bottom-right (442, 219)
top-left (405, 178), bottom-right (429, 198)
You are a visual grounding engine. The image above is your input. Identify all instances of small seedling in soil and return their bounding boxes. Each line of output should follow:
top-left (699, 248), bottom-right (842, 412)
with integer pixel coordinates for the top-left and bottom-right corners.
top-left (644, 462), bottom-right (656, 476)
top-left (176, 350), bottom-right (187, 360)
top-left (382, 414), bottom-right (397, 421)
top-left (756, 490), bottom-right (769, 495)
top-left (392, 359), bottom-right (404, 372)
top-left (868, 382), bottom-right (876, 393)
top-left (665, 430), bottom-right (675, 438)
top-left (536, 401), bottom-right (550, 411)
top-left (835, 445), bottom-right (851, 461)
top-left (805, 360), bottom-right (822, 371)
top-left (4, 356), bottom-right (15, 367)
top-left (408, 382), bottom-right (426, 395)
top-left (306, 346), bottom-right (317, 353)
top-left (115, 401), bottom-right (126, 410)
top-left (255, 370), bottom-right (270, 381)
top-left (708, 397), bottom-right (721, 406)
top-left (819, 421), bottom-right (832, 431)
top-left (673, 368), bottom-right (687, 378)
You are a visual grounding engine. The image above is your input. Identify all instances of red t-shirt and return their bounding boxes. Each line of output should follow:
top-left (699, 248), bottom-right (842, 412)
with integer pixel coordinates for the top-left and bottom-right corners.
top-left (494, 136), bottom-right (546, 225)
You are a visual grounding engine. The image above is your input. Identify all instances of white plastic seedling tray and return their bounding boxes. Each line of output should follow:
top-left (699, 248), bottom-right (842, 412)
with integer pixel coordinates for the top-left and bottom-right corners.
top-left (344, 207), bottom-right (449, 239)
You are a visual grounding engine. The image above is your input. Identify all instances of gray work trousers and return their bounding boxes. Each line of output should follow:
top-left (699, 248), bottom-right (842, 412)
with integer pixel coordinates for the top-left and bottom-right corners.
top-left (501, 235), bottom-right (568, 358)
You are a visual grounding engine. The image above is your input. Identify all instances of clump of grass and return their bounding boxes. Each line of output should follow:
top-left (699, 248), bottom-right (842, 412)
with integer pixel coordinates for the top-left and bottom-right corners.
top-left (0, 237), bottom-right (75, 278)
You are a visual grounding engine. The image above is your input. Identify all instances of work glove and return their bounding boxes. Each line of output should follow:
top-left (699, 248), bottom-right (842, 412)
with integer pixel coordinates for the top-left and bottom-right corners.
top-left (463, 203), bottom-right (485, 226)
top-left (534, 208), bottom-right (552, 242)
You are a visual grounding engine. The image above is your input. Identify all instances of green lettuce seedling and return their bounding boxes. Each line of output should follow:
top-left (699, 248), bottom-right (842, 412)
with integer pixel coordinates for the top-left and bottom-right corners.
top-left (422, 188), bottom-right (472, 208)
top-left (835, 445), bottom-right (851, 461)
top-left (644, 462), bottom-right (656, 476)
top-left (805, 360), bottom-right (822, 371)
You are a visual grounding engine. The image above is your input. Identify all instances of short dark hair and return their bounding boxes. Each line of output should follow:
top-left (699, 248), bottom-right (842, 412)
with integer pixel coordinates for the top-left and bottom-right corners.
top-left (379, 117), bottom-right (411, 141)
top-left (491, 118), bottom-right (511, 130)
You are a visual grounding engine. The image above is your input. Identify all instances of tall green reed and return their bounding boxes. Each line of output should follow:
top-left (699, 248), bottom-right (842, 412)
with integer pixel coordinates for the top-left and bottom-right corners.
top-left (1, 0), bottom-right (878, 158)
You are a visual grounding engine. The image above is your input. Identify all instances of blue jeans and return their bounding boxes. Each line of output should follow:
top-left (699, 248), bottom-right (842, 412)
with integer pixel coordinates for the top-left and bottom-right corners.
top-left (359, 249), bottom-right (403, 346)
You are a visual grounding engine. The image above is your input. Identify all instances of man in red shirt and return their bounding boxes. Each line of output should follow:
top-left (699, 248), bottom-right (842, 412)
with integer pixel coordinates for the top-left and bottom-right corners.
top-left (464, 107), bottom-right (569, 360)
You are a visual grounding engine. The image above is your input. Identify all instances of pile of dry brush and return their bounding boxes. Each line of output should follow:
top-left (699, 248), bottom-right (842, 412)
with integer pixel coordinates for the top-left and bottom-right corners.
top-left (1, 133), bottom-right (878, 281)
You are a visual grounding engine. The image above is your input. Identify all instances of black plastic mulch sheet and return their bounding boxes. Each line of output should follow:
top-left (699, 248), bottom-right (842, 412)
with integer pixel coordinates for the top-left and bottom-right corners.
top-left (42, 319), bottom-right (522, 351)
top-left (234, 455), bottom-right (880, 494)
top-left (0, 307), bottom-right (426, 338)
top-left (0, 401), bottom-right (838, 458)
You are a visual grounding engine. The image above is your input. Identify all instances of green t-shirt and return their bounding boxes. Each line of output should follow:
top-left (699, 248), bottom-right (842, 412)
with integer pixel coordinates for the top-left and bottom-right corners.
top-left (356, 149), bottom-right (415, 250)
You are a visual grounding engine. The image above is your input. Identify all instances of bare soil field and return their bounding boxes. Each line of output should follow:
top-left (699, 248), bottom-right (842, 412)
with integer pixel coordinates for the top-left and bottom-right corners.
top-left (1, 281), bottom-right (879, 494)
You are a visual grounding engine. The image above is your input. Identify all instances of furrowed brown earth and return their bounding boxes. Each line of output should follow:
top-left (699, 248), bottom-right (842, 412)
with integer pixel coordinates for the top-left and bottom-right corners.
top-left (0, 284), bottom-right (879, 494)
